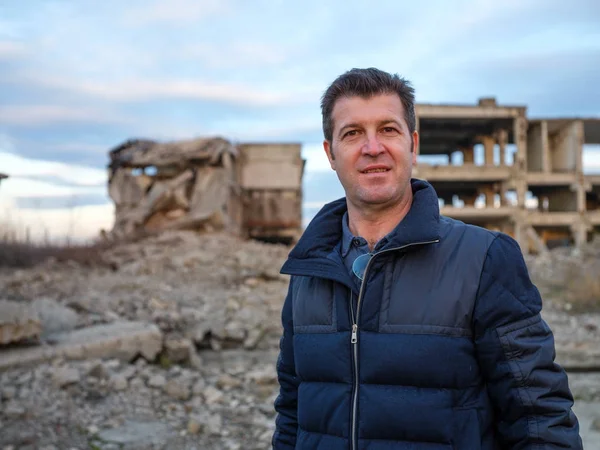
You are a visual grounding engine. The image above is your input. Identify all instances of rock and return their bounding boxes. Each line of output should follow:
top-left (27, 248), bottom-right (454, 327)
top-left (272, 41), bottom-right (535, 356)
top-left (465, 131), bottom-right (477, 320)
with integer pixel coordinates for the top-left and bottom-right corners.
top-left (0, 300), bottom-right (41, 344)
top-left (244, 327), bottom-right (265, 349)
top-left (111, 374), bottom-right (128, 391)
top-left (164, 337), bottom-right (194, 363)
top-left (2, 386), bottom-right (17, 400)
top-left (203, 386), bottom-right (224, 405)
top-left (189, 350), bottom-right (203, 370)
top-left (217, 374), bottom-right (242, 390)
top-left (4, 401), bottom-right (26, 418)
top-left (244, 277), bottom-right (260, 287)
top-left (187, 417), bottom-right (202, 435)
top-left (246, 366), bottom-right (277, 385)
top-left (32, 297), bottom-right (79, 337)
top-left (16, 371), bottom-right (32, 385)
top-left (87, 362), bottom-right (109, 379)
top-left (592, 417), bottom-right (600, 432)
top-left (192, 378), bottom-right (206, 396)
top-left (120, 365), bottom-right (137, 379)
top-left (164, 379), bottom-right (191, 401)
top-left (148, 374), bottom-right (166, 388)
top-left (188, 411), bottom-right (223, 436)
top-left (95, 420), bottom-right (173, 446)
top-left (52, 367), bottom-right (80, 388)
top-left (224, 321), bottom-right (246, 341)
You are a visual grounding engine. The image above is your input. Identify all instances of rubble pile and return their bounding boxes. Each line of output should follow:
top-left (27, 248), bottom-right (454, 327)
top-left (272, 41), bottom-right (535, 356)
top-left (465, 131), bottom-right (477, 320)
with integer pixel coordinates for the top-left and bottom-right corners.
top-left (0, 231), bottom-right (289, 449)
top-left (0, 230), bottom-right (599, 448)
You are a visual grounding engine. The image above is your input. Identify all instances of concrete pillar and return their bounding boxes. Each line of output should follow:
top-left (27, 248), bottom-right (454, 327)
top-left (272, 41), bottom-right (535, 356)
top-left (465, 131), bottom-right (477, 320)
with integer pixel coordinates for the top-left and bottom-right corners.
top-left (481, 136), bottom-right (495, 166)
top-left (499, 182), bottom-right (508, 206)
top-left (513, 116), bottom-right (528, 172)
top-left (480, 185), bottom-right (495, 207)
top-left (575, 183), bottom-right (587, 214)
top-left (495, 129), bottom-right (508, 166)
top-left (571, 223), bottom-right (588, 248)
top-left (549, 120), bottom-right (582, 173)
top-left (463, 194), bottom-right (477, 207)
top-left (462, 145), bottom-right (475, 164)
top-left (515, 180), bottom-right (527, 210)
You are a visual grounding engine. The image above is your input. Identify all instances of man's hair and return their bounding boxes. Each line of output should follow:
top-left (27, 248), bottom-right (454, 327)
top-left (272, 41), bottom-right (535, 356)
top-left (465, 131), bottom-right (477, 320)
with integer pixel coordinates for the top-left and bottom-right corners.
top-left (320, 68), bottom-right (416, 143)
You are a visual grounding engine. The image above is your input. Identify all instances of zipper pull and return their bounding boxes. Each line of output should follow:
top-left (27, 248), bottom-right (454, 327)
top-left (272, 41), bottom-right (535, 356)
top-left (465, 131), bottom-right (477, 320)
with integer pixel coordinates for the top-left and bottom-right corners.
top-left (351, 324), bottom-right (358, 344)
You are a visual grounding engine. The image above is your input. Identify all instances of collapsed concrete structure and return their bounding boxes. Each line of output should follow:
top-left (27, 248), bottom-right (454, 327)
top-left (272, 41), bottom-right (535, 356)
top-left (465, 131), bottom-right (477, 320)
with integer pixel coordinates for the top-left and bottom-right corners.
top-left (413, 98), bottom-right (600, 253)
top-left (108, 137), bottom-right (304, 243)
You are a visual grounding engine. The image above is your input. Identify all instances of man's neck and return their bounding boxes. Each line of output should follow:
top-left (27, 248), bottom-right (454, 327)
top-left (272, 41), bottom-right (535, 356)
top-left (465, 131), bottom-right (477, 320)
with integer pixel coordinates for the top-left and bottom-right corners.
top-left (347, 191), bottom-right (413, 251)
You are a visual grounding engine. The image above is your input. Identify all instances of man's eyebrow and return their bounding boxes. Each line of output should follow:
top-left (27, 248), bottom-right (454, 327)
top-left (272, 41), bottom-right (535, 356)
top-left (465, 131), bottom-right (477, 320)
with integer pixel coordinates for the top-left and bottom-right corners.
top-left (379, 119), bottom-right (403, 128)
top-left (337, 123), bottom-right (361, 137)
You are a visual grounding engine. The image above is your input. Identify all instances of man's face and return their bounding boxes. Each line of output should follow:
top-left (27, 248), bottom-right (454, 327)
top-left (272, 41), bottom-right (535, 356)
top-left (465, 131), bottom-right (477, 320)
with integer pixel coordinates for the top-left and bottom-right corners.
top-left (323, 93), bottom-right (418, 211)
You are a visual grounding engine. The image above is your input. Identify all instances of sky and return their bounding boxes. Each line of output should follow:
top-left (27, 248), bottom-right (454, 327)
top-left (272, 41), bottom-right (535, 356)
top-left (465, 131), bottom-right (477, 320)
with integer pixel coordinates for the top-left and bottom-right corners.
top-left (1, 0), bottom-right (600, 241)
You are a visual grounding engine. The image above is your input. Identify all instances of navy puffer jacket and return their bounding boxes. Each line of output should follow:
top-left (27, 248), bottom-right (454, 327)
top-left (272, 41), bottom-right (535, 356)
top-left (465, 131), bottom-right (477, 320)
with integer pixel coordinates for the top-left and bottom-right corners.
top-left (273, 179), bottom-right (581, 449)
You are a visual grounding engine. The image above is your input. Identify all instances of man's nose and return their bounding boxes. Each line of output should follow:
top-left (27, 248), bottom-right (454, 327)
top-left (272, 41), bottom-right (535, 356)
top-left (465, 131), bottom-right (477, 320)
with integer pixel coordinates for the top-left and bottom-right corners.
top-left (362, 134), bottom-right (384, 156)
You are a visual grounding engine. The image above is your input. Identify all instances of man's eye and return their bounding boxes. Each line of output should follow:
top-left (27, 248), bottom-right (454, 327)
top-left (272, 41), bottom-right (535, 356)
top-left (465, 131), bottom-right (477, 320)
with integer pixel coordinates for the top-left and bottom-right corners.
top-left (344, 130), bottom-right (358, 138)
top-left (382, 127), bottom-right (398, 134)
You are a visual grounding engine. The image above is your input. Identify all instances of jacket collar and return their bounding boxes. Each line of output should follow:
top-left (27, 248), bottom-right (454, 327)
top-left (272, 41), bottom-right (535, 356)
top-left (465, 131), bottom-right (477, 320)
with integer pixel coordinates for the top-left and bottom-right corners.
top-left (284, 178), bottom-right (441, 267)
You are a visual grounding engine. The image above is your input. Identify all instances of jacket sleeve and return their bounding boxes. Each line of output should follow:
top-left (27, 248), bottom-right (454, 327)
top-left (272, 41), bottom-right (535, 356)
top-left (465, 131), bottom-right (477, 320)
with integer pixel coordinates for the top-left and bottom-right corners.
top-left (473, 233), bottom-right (582, 449)
top-left (272, 278), bottom-right (300, 449)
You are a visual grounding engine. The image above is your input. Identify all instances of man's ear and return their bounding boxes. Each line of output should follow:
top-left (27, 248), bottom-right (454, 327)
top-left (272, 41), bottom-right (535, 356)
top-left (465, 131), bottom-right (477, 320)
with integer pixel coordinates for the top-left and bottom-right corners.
top-left (411, 131), bottom-right (419, 165)
top-left (323, 140), bottom-right (336, 169)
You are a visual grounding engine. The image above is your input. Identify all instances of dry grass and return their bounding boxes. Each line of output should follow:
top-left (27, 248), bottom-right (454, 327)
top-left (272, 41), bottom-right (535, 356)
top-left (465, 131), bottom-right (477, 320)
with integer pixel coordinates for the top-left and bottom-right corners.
top-left (0, 222), bottom-right (112, 269)
top-left (0, 240), bottom-right (111, 268)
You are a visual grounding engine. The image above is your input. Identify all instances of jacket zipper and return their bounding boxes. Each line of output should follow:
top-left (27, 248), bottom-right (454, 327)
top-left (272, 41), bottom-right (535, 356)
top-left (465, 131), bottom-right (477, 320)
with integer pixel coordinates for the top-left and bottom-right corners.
top-left (349, 239), bottom-right (440, 450)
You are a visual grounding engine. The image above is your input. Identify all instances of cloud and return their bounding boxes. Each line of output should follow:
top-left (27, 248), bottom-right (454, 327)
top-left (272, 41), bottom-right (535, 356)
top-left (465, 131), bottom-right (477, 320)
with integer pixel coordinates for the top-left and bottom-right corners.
top-left (6, 74), bottom-right (313, 107)
top-left (180, 41), bottom-right (287, 69)
top-left (0, 40), bottom-right (27, 59)
top-left (0, 105), bottom-right (133, 126)
top-left (121, 0), bottom-right (232, 26)
top-left (14, 194), bottom-right (109, 210)
top-left (0, 150), bottom-right (108, 190)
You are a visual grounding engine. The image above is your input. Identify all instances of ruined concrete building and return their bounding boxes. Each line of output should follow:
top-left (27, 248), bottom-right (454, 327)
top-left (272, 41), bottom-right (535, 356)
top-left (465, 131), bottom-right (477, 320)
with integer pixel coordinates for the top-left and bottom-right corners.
top-left (108, 137), bottom-right (304, 243)
top-left (413, 98), bottom-right (600, 253)
top-left (107, 98), bottom-right (599, 252)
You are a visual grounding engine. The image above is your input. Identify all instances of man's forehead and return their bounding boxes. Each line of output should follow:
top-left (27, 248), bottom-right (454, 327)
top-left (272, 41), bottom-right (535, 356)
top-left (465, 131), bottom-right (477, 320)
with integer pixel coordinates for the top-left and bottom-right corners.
top-left (332, 94), bottom-right (406, 128)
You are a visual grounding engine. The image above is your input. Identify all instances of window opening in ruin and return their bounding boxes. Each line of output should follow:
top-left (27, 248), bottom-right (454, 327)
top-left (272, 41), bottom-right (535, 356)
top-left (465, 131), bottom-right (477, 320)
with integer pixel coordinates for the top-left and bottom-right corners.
top-left (525, 191), bottom-right (539, 210)
top-left (450, 151), bottom-right (463, 166)
top-left (474, 144), bottom-right (484, 166)
top-left (505, 190), bottom-right (517, 207)
top-left (417, 155), bottom-right (448, 166)
top-left (583, 144), bottom-right (600, 175)
top-left (475, 193), bottom-right (486, 208)
top-left (504, 144), bottom-right (516, 166)
top-left (494, 144), bottom-right (501, 166)
top-left (494, 194), bottom-right (501, 208)
top-left (145, 166), bottom-right (158, 176)
top-left (452, 195), bottom-right (464, 208)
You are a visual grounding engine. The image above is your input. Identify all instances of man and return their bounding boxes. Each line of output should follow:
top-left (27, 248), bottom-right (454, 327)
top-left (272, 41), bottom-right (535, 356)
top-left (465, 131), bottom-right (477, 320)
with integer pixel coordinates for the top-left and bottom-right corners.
top-left (272, 68), bottom-right (582, 449)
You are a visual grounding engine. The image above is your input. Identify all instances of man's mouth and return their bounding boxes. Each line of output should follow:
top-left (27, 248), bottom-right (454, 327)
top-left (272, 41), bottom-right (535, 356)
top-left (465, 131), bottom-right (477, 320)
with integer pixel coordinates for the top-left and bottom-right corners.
top-left (362, 168), bottom-right (390, 173)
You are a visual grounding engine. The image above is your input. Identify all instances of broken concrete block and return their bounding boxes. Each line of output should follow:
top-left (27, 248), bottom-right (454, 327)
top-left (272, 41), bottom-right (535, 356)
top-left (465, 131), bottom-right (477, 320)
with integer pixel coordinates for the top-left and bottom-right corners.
top-left (0, 300), bottom-right (41, 345)
top-left (0, 321), bottom-right (163, 371)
